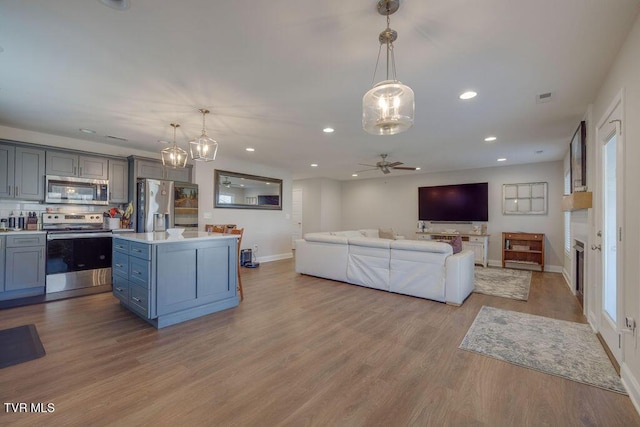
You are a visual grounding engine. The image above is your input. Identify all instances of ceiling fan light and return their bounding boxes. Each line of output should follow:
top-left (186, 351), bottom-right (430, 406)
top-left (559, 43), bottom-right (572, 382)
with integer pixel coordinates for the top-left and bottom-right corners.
top-left (363, 80), bottom-right (414, 135)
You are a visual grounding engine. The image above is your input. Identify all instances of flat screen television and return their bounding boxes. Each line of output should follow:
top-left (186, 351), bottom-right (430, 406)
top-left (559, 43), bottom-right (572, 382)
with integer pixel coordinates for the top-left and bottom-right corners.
top-left (418, 182), bottom-right (488, 222)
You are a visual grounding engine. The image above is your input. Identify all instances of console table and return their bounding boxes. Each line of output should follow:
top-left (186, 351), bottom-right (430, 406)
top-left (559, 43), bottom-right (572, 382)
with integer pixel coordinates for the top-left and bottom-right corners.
top-left (415, 232), bottom-right (489, 267)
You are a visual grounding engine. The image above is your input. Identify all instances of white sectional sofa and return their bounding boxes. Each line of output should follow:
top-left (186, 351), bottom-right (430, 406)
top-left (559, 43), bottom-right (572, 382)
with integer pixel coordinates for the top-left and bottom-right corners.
top-left (295, 229), bottom-right (475, 305)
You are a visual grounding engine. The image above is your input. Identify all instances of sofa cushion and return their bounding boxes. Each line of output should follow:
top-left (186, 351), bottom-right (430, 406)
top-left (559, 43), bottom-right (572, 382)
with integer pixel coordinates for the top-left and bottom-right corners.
top-left (304, 234), bottom-right (349, 244)
top-left (390, 239), bottom-right (453, 254)
top-left (359, 229), bottom-right (379, 238)
top-left (379, 228), bottom-right (395, 239)
top-left (332, 230), bottom-right (364, 238)
top-left (348, 237), bottom-right (392, 248)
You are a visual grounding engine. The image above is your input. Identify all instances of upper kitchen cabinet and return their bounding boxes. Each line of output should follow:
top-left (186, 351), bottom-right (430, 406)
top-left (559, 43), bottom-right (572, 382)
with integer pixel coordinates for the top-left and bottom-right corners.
top-left (0, 142), bottom-right (45, 201)
top-left (109, 159), bottom-right (129, 203)
top-left (128, 156), bottom-right (193, 182)
top-left (46, 151), bottom-right (109, 180)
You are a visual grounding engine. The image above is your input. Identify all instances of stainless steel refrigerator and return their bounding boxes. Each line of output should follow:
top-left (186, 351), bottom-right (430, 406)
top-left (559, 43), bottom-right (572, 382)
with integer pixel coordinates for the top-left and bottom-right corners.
top-left (136, 179), bottom-right (199, 232)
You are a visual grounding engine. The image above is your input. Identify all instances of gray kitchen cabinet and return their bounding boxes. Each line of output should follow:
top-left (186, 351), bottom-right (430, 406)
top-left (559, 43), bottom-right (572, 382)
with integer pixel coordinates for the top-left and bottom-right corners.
top-left (14, 146), bottom-right (46, 201)
top-left (129, 156), bottom-right (193, 182)
top-left (165, 167), bottom-right (191, 182)
top-left (109, 159), bottom-right (129, 203)
top-left (112, 234), bottom-right (236, 328)
top-left (46, 150), bottom-right (109, 179)
top-left (0, 143), bottom-right (45, 201)
top-left (0, 236), bottom-right (5, 293)
top-left (0, 144), bottom-right (15, 199)
top-left (1, 233), bottom-right (46, 300)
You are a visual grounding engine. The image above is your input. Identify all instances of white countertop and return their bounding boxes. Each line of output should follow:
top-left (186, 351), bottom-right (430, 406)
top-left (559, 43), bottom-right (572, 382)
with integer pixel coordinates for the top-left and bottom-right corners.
top-left (113, 231), bottom-right (238, 244)
top-left (0, 230), bottom-right (47, 235)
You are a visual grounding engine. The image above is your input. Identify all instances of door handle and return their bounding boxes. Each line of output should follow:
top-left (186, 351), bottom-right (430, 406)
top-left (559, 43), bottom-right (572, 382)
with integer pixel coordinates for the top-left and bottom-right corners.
top-left (591, 244), bottom-right (601, 251)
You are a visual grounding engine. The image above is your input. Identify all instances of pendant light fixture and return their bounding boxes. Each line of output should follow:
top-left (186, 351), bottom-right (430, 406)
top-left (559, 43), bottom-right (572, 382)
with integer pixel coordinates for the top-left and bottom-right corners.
top-left (363, 0), bottom-right (414, 136)
top-left (161, 123), bottom-right (188, 169)
top-left (189, 108), bottom-right (219, 162)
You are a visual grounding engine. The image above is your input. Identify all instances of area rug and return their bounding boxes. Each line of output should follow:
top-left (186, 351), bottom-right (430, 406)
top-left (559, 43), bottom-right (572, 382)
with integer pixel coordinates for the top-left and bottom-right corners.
top-left (460, 306), bottom-right (626, 394)
top-left (0, 324), bottom-right (46, 369)
top-left (474, 267), bottom-right (531, 300)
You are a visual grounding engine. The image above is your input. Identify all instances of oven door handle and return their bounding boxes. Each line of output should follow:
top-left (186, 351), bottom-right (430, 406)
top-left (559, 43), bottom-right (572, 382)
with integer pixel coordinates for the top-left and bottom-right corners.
top-left (47, 232), bottom-right (113, 240)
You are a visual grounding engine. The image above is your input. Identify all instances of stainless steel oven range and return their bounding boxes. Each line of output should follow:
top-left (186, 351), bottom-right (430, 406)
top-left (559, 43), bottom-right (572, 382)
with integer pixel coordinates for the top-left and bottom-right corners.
top-left (43, 213), bottom-right (112, 293)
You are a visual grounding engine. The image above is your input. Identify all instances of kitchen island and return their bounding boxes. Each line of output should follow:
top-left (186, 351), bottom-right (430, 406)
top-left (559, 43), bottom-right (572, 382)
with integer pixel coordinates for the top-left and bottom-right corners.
top-left (112, 231), bottom-right (239, 328)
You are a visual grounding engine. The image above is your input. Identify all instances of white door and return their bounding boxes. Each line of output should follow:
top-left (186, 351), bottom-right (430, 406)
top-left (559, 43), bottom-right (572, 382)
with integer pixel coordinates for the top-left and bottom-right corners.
top-left (292, 189), bottom-right (303, 249)
top-left (595, 94), bottom-right (624, 363)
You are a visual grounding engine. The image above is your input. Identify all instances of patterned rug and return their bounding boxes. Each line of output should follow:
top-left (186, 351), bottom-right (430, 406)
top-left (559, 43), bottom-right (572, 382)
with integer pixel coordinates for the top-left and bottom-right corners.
top-left (474, 267), bottom-right (531, 300)
top-left (460, 306), bottom-right (626, 394)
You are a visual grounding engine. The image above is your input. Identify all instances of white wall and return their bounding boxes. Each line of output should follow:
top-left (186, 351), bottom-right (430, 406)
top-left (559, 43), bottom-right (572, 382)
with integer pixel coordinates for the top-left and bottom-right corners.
top-left (292, 178), bottom-right (342, 235)
top-left (196, 158), bottom-right (293, 263)
top-left (341, 161), bottom-right (564, 270)
top-left (589, 13), bottom-right (640, 407)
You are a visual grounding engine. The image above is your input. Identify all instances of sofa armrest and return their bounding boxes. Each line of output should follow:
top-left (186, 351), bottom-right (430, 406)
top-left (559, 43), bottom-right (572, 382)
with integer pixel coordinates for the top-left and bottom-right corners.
top-left (444, 250), bottom-right (475, 305)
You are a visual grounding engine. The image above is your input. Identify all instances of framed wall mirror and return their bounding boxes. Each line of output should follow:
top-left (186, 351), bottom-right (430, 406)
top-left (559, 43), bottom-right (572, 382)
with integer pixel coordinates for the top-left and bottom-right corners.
top-left (214, 169), bottom-right (283, 210)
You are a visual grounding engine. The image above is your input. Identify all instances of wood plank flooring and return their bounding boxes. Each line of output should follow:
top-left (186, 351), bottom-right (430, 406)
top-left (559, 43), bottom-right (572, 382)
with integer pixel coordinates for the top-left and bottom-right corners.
top-left (1, 259), bottom-right (639, 426)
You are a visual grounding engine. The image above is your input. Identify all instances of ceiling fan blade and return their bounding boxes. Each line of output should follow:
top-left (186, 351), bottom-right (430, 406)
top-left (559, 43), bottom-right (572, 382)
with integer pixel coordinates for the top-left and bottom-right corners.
top-left (387, 161), bottom-right (403, 167)
top-left (358, 163), bottom-right (377, 167)
top-left (382, 167), bottom-right (391, 174)
top-left (392, 166), bottom-right (418, 170)
top-left (355, 167), bottom-right (379, 173)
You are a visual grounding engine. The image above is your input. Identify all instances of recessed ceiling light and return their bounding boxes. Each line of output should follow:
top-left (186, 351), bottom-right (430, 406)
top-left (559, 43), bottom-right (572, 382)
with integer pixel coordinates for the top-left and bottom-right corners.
top-left (535, 150), bottom-right (544, 154)
top-left (323, 127), bottom-right (335, 133)
top-left (79, 128), bottom-right (96, 134)
top-left (245, 147), bottom-right (255, 152)
top-left (459, 91), bottom-right (477, 100)
top-left (497, 158), bottom-right (507, 162)
top-left (352, 173), bottom-right (358, 177)
top-left (416, 167), bottom-right (421, 171)
top-left (157, 139), bottom-right (171, 144)
top-left (105, 135), bottom-right (128, 142)
top-left (484, 136), bottom-right (497, 142)
top-left (310, 163), bottom-right (318, 167)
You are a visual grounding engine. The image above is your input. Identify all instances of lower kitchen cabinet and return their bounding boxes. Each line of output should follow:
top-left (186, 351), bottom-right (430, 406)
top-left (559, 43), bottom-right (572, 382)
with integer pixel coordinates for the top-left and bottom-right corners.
top-left (112, 234), bottom-right (237, 328)
top-left (0, 233), bottom-right (46, 300)
top-left (0, 236), bottom-right (5, 292)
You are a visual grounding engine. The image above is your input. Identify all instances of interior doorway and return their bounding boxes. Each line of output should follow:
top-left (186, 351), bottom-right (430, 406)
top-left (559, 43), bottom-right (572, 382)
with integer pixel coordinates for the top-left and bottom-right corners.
top-left (595, 93), bottom-right (624, 364)
top-left (292, 188), bottom-right (303, 249)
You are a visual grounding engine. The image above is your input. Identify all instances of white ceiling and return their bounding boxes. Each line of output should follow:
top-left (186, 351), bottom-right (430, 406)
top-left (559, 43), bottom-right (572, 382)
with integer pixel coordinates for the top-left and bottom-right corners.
top-left (0, 0), bottom-right (638, 180)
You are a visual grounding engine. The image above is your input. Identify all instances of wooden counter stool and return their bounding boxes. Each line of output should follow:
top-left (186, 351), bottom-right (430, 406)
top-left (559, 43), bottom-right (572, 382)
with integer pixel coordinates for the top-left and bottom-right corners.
top-left (228, 228), bottom-right (244, 301)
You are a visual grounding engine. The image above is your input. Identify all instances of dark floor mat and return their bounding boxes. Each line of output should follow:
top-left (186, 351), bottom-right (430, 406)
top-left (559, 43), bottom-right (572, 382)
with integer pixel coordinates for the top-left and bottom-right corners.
top-left (0, 324), bottom-right (46, 369)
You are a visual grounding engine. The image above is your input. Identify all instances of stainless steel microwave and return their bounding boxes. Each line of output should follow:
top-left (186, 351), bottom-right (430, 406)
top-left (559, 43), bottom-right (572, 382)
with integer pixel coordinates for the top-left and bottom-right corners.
top-left (45, 175), bottom-right (109, 205)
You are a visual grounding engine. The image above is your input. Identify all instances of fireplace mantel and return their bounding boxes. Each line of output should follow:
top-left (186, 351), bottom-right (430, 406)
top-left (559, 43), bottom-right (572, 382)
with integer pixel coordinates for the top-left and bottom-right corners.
top-left (562, 192), bottom-right (592, 211)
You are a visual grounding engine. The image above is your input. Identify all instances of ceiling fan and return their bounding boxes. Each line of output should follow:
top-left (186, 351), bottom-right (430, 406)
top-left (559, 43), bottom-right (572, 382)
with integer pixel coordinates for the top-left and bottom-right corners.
top-left (220, 176), bottom-right (241, 188)
top-left (356, 154), bottom-right (419, 175)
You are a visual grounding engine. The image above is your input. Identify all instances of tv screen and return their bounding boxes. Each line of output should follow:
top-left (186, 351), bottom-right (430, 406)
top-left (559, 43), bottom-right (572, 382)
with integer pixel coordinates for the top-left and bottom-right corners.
top-left (418, 182), bottom-right (488, 222)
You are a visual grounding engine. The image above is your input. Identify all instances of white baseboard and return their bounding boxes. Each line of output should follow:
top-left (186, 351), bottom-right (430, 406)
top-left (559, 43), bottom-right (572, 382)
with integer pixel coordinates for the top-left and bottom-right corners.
top-left (486, 259), bottom-right (562, 273)
top-left (256, 252), bottom-right (293, 263)
top-left (621, 363), bottom-right (640, 417)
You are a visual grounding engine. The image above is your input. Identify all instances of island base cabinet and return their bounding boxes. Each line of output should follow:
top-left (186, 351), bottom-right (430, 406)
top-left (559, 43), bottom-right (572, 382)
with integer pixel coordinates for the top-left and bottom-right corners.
top-left (113, 236), bottom-right (238, 328)
top-left (156, 244), bottom-right (235, 316)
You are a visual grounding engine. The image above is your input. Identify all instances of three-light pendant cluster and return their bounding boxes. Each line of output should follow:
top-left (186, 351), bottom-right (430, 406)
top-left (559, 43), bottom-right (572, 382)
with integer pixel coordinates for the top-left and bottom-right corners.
top-left (161, 109), bottom-right (219, 169)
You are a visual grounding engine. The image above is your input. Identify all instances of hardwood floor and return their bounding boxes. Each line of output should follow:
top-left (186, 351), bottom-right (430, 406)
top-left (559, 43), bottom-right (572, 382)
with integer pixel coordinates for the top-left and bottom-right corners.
top-left (1, 259), bottom-right (639, 426)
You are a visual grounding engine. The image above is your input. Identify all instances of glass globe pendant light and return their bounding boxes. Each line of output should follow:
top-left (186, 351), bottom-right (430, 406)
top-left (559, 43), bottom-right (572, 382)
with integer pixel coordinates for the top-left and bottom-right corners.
top-left (363, 0), bottom-right (414, 136)
top-left (161, 123), bottom-right (188, 169)
top-left (189, 108), bottom-right (218, 162)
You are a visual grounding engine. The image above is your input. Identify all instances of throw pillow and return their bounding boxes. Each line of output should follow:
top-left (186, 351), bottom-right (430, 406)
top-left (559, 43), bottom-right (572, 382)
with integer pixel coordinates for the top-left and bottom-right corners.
top-left (379, 228), bottom-right (395, 240)
top-left (449, 236), bottom-right (463, 254)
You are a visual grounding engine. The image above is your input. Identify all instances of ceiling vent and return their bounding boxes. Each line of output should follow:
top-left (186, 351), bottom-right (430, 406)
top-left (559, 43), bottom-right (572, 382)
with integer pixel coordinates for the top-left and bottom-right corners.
top-left (98, 0), bottom-right (130, 11)
top-left (536, 92), bottom-right (553, 104)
